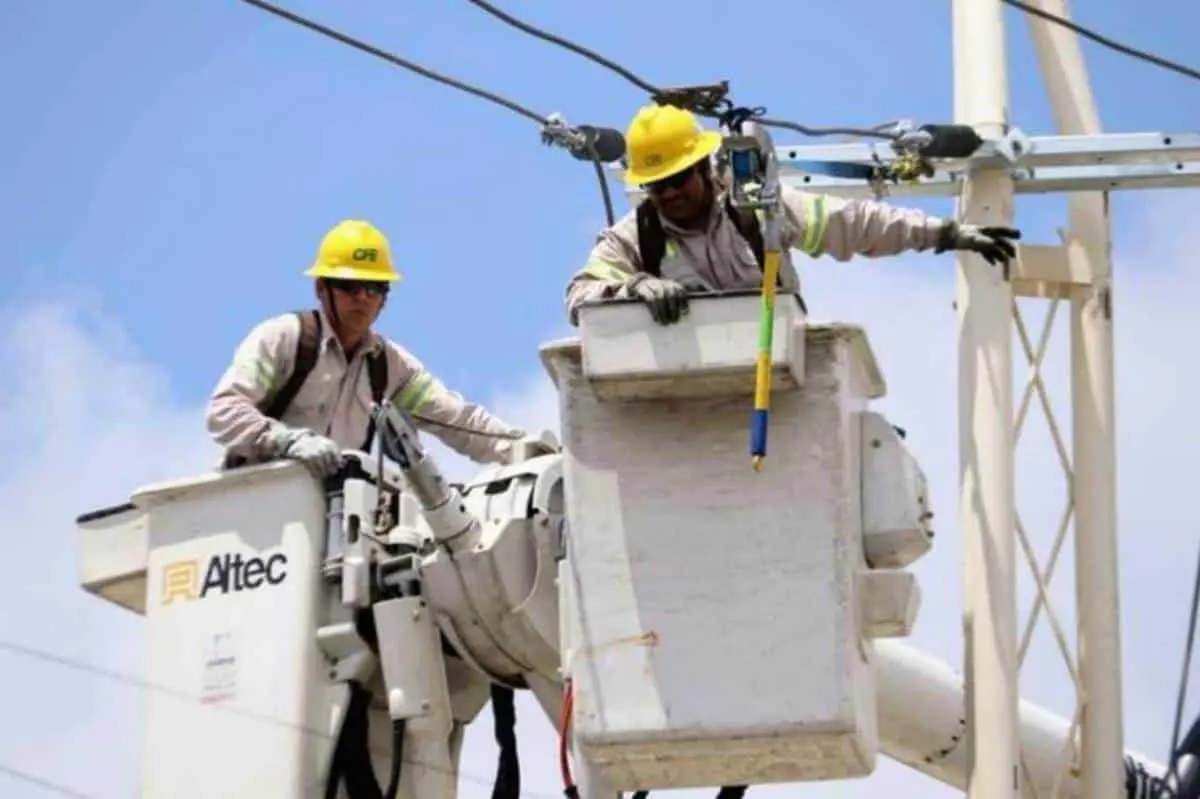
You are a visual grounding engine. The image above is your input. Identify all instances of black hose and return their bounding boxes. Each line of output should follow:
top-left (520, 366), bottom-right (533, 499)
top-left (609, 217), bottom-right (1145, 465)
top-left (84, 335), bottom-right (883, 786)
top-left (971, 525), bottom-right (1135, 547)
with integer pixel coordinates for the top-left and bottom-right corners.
top-left (491, 684), bottom-right (521, 799)
top-left (384, 719), bottom-right (406, 799)
top-left (325, 681), bottom-right (387, 799)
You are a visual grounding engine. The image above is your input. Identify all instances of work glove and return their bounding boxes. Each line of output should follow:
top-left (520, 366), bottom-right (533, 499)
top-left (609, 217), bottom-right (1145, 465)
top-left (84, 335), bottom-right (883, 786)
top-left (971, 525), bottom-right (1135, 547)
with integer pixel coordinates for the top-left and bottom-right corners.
top-left (629, 273), bottom-right (689, 325)
top-left (282, 430), bottom-right (342, 477)
top-left (936, 221), bottom-right (1021, 267)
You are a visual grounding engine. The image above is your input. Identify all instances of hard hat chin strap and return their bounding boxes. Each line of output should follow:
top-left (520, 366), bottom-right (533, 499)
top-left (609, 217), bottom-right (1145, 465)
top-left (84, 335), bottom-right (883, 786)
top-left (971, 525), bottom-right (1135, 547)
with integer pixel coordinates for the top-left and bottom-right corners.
top-left (318, 279), bottom-right (344, 331)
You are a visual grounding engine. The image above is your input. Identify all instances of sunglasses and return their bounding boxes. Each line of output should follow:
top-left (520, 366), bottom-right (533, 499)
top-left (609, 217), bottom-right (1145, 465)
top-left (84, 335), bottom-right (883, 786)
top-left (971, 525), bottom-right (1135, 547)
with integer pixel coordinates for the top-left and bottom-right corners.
top-left (328, 279), bottom-right (389, 298)
top-left (645, 164), bottom-right (697, 194)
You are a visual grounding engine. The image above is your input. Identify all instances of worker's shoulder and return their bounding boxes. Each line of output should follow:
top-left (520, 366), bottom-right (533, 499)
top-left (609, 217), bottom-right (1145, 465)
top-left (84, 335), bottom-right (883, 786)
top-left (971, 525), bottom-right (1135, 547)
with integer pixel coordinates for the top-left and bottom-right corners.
top-left (378, 335), bottom-right (426, 374)
top-left (232, 311), bottom-right (304, 359)
top-left (245, 310), bottom-right (304, 340)
top-left (596, 204), bottom-right (640, 240)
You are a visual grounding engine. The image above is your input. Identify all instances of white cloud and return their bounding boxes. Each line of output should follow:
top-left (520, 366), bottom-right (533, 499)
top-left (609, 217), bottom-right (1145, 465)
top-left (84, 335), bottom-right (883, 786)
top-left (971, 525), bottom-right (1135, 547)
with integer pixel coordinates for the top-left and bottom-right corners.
top-left (0, 299), bottom-right (220, 798)
top-left (1, 191), bottom-right (1198, 798)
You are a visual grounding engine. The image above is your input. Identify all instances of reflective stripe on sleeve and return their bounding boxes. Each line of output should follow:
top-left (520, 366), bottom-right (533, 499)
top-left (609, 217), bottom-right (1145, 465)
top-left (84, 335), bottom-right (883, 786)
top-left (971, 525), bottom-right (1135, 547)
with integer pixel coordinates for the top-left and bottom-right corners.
top-left (580, 259), bottom-right (632, 283)
top-left (799, 194), bottom-right (830, 256)
top-left (242, 357), bottom-right (275, 392)
top-left (394, 372), bottom-right (440, 413)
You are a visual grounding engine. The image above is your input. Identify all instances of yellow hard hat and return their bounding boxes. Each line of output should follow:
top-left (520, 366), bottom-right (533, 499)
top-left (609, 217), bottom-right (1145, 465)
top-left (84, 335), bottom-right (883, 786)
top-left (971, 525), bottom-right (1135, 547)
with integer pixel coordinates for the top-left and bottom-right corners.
top-left (623, 104), bottom-right (723, 186)
top-left (305, 219), bottom-right (402, 282)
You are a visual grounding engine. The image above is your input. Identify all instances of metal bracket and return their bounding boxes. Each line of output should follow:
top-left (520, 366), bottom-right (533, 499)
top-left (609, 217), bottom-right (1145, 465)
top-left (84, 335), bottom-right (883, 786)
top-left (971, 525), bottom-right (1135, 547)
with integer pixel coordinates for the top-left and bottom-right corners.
top-left (773, 130), bottom-right (1200, 198)
top-left (316, 621), bottom-right (377, 683)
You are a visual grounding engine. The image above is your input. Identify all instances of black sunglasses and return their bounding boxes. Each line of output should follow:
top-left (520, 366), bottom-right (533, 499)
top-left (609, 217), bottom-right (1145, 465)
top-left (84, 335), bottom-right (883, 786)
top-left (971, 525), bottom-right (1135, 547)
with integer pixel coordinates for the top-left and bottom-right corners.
top-left (645, 164), bottom-right (697, 194)
top-left (327, 279), bottom-right (389, 297)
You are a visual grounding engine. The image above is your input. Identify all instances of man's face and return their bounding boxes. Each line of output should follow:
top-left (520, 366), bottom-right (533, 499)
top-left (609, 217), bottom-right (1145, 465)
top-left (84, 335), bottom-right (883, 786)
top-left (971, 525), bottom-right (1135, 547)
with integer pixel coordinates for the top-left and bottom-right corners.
top-left (321, 278), bottom-right (388, 338)
top-left (645, 162), bottom-right (708, 223)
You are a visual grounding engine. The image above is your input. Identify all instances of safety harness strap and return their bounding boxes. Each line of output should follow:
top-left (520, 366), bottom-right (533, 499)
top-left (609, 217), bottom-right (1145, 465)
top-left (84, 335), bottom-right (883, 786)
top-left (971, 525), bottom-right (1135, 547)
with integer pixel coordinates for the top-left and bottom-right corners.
top-left (634, 200), bottom-right (668, 278)
top-left (263, 309), bottom-right (323, 420)
top-left (259, 309), bottom-right (389, 432)
top-left (636, 197), bottom-right (769, 277)
top-left (360, 348), bottom-right (389, 450)
top-left (634, 198), bottom-right (782, 290)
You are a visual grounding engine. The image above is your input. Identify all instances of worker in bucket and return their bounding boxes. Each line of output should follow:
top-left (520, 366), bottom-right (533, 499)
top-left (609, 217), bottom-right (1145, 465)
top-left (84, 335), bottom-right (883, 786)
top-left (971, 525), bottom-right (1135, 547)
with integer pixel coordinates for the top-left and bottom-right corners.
top-left (207, 218), bottom-right (541, 476)
top-left (564, 104), bottom-right (1021, 325)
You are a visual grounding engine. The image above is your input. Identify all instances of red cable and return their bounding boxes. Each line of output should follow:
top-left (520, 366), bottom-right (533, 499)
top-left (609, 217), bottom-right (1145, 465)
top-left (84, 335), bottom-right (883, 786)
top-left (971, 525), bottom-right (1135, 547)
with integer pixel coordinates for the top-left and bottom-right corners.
top-left (558, 678), bottom-right (575, 790)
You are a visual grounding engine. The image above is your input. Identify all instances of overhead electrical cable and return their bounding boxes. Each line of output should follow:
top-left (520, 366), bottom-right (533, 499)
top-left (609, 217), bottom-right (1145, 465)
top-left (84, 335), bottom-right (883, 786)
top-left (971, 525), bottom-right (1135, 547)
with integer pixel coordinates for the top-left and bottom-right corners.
top-left (459, 0), bottom-right (902, 141)
top-left (0, 763), bottom-right (94, 799)
top-left (0, 637), bottom-right (557, 798)
top-left (238, 0), bottom-right (619, 224)
top-left (1002, 0), bottom-right (1200, 82)
top-left (241, 0), bottom-right (545, 123)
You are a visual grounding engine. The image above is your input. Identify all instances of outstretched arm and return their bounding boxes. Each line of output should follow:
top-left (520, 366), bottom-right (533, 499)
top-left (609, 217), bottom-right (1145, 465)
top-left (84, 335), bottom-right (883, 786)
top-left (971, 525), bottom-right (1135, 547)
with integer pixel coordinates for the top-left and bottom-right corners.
top-left (387, 345), bottom-right (524, 465)
top-left (780, 185), bottom-right (1019, 266)
top-left (780, 186), bottom-right (945, 261)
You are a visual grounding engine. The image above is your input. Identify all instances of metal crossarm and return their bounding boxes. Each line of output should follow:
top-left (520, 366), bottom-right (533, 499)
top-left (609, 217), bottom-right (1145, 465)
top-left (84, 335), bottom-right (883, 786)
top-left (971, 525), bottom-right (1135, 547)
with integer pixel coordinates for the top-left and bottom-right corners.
top-left (775, 131), bottom-right (1200, 198)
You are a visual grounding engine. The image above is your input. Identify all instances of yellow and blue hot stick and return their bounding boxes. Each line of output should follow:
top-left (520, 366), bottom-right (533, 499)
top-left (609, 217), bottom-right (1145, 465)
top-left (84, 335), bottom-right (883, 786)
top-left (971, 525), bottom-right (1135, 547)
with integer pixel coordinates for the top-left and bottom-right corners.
top-left (723, 117), bottom-right (783, 471)
top-left (752, 241), bottom-right (781, 470)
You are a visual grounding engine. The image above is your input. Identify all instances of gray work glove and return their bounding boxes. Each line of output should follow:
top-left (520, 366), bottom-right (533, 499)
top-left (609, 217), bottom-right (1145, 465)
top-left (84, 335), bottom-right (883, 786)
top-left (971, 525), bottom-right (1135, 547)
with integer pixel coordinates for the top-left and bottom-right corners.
top-left (282, 431), bottom-right (342, 477)
top-left (936, 221), bottom-right (1021, 267)
top-left (629, 273), bottom-right (689, 325)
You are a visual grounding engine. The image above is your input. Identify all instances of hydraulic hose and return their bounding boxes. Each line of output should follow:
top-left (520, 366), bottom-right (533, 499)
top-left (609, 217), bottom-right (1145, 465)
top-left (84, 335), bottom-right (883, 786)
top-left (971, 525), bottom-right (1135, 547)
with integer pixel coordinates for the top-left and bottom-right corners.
top-left (385, 720), bottom-right (405, 799)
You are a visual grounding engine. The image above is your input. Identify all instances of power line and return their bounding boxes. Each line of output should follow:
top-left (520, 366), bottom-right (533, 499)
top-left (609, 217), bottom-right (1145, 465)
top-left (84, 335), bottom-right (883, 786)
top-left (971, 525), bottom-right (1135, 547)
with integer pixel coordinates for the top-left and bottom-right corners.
top-left (459, 0), bottom-right (659, 96)
top-left (0, 763), bottom-right (93, 799)
top-left (238, 0), bottom-right (618, 225)
top-left (459, 0), bottom-right (901, 141)
top-left (0, 638), bottom-right (558, 799)
top-left (240, 0), bottom-right (548, 124)
top-left (1166, 544), bottom-right (1200, 787)
top-left (1002, 0), bottom-right (1200, 82)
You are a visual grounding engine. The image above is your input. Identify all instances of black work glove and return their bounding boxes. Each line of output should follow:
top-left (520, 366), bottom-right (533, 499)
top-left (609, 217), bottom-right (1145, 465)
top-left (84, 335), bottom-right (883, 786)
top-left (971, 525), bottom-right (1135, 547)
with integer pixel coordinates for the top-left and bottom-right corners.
top-left (936, 221), bottom-right (1021, 267)
top-left (629, 274), bottom-right (689, 325)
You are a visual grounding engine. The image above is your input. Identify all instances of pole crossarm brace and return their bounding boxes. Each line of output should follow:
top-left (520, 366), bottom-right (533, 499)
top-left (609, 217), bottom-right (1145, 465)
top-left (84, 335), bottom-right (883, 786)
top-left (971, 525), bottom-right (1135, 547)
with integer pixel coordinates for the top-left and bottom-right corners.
top-left (776, 130), bottom-right (1200, 198)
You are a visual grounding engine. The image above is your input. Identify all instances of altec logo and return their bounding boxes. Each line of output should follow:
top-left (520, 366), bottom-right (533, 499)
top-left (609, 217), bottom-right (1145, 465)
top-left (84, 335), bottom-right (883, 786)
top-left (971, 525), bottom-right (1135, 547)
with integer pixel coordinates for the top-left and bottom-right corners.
top-left (161, 552), bottom-right (288, 605)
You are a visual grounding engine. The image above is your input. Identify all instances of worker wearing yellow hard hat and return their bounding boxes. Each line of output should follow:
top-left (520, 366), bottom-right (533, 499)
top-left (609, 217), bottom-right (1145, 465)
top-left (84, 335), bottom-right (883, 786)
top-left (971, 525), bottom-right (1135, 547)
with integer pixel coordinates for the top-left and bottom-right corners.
top-left (207, 218), bottom-right (554, 477)
top-left (304, 219), bottom-right (402, 356)
top-left (564, 104), bottom-right (1020, 326)
top-left (621, 103), bottom-right (725, 188)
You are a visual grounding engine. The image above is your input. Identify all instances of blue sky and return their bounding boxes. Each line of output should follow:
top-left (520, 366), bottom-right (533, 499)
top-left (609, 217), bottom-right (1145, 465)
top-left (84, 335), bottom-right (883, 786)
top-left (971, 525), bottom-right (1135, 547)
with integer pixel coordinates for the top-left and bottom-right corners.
top-left (2, 1), bottom-right (1200, 797)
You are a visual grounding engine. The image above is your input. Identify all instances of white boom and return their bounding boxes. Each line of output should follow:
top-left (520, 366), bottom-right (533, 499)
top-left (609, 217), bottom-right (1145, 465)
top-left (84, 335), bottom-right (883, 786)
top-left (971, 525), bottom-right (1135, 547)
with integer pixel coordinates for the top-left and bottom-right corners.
top-left (76, 294), bottom-right (1171, 799)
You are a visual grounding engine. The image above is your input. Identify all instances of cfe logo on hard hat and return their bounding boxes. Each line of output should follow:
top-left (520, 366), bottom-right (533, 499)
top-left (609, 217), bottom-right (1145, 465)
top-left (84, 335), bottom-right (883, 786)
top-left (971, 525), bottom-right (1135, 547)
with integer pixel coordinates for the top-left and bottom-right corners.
top-left (160, 552), bottom-right (289, 606)
top-left (351, 248), bottom-right (378, 262)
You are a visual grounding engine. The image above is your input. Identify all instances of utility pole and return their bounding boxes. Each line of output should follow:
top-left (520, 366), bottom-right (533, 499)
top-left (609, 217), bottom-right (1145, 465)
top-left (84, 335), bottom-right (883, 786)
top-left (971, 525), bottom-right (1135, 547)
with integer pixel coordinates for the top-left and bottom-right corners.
top-left (953, 0), bottom-right (1020, 795)
top-left (771, 1), bottom-right (1200, 794)
top-left (1025, 1), bottom-right (1126, 795)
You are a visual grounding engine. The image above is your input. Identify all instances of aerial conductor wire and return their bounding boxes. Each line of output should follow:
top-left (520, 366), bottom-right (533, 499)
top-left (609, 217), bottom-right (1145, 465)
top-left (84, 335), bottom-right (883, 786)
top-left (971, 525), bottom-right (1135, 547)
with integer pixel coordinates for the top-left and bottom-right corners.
top-left (458, 0), bottom-right (906, 141)
top-left (237, 0), bottom-right (623, 225)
